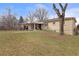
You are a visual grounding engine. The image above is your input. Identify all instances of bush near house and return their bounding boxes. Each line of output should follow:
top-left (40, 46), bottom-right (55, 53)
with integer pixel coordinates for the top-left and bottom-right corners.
top-left (77, 24), bottom-right (79, 34)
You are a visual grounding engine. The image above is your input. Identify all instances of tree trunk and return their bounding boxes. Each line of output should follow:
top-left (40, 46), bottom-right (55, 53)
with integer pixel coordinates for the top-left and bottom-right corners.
top-left (59, 15), bottom-right (64, 35)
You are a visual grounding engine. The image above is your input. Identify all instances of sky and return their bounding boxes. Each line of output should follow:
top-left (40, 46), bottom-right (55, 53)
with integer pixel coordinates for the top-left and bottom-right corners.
top-left (0, 3), bottom-right (79, 25)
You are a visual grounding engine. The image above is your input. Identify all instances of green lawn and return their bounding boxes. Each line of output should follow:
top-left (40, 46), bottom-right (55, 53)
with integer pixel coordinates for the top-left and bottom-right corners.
top-left (0, 30), bottom-right (79, 56)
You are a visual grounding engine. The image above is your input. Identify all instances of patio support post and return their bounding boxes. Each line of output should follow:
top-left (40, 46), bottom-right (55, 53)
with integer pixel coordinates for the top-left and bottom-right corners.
top-left (34, 23), bottom-right (36, 30)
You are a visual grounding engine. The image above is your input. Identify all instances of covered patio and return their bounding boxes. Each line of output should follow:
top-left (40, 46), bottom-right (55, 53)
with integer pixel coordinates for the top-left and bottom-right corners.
top-left (19, 22), bottom-right (45, 30)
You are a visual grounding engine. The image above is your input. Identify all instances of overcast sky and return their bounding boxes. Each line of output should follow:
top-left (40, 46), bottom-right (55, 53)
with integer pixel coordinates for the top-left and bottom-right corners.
top-left (0, 3), bottom-right (79, 25)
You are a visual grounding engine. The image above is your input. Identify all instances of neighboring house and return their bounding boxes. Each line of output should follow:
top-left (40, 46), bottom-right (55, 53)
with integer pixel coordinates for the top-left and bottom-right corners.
top-left (47, 17), bottom-right (76, 35)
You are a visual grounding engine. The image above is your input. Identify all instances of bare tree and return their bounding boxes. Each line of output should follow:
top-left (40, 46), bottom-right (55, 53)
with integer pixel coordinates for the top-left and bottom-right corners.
top-left (34, 8), bottom-right (48, 22)
top-left (27, 11), bottom-right (35, 23)
top-left (53, 3), bottom-right (68, 35)
top-left (26, 11), bottom-right (36, 30)
top-left (11, 16), bottom-right (18, 30)
top-left (1, 7), bottom-right (17, 30)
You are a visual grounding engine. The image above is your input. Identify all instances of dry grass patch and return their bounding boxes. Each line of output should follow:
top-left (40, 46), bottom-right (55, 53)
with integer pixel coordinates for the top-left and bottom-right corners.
top-left (0, 30), bottom-right (79, 55)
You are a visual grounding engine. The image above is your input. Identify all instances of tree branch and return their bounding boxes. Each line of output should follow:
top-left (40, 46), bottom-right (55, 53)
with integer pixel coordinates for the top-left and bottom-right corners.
top-left (63, 3), bottom-right (68, 11)
top-left (59, 3), bottom-right (64, 10)
top-left (53, 4), bottom-right (61, 17)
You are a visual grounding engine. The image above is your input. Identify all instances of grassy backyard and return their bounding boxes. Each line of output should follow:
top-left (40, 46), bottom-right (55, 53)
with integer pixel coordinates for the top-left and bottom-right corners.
top-left (0, 30), bottom-right (79, 56)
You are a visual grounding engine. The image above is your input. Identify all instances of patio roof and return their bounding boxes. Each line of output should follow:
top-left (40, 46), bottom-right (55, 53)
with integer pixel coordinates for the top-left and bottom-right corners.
top-left (18, 22), bottom-right (44, 25)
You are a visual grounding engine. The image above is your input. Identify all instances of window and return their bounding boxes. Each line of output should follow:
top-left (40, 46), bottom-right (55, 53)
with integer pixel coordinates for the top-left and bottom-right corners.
top-left (53, 21), bottom-right (55, 24)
